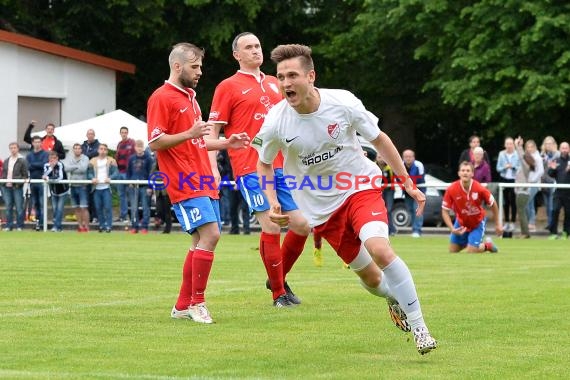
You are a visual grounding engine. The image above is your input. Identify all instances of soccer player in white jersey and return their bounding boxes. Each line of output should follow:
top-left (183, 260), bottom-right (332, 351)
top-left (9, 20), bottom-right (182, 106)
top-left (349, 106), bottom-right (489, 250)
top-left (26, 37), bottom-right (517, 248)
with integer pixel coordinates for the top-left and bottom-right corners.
top-left (253, 44), bottom-right (437, 355)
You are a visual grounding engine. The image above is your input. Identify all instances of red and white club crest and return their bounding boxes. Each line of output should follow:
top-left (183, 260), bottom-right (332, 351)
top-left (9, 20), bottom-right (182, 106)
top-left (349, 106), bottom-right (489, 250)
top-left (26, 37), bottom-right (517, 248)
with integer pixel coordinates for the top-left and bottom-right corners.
top-left (327, 123), bottom-right (340, 139)
top-left (472, 192), bottom-right (479, 200)
top-left (150, 127), bottom-right (162, 140)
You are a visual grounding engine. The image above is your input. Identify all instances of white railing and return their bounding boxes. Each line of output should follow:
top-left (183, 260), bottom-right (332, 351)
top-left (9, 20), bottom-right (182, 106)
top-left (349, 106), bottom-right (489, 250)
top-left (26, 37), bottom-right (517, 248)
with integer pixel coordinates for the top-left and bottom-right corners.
top-left (0, 179), bottom-right (151, 232)
top-left (1, 179), bottom-right (569, 232)
top-left (496, 182), bottom-right (570, 226)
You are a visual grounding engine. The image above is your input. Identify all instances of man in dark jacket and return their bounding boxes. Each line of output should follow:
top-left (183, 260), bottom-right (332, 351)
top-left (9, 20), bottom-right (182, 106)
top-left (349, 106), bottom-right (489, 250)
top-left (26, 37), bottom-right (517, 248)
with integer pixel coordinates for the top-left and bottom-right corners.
top-left (81, 129), bottom-right (100, 159)
top-left (1, 142), bottom-right (29, 231)
top-left (26, 136), bottom-right (49, 231)
top-left (126, 140), bottom-right (154, 233)
top-left (403, 149), bottom-right (426, 238)
top-left (23, 121), bottom-right (66, 159)
top-left (547, 141), bottom-right (570, 239)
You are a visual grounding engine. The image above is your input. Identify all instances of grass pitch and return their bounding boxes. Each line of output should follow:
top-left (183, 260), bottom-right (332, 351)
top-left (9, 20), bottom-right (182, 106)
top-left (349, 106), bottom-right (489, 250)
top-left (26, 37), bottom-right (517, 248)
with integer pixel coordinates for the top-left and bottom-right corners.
top-left (1, 232), bottom-right (569, 379)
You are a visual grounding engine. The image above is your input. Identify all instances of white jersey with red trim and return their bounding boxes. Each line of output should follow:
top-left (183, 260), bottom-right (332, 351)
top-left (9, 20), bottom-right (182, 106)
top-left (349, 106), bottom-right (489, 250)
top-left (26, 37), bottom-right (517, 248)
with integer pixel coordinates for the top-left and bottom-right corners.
top-left (253, 88), bottom-right (382, 226)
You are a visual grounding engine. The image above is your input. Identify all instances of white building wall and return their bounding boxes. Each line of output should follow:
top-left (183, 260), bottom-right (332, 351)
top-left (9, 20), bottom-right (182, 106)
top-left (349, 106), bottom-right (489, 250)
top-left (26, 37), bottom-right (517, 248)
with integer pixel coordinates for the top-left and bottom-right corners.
top-left (0, 42), bottom-right (117, 158)
top-left (62, 60), bottom-right (116, 125)
top-left (0, 43), bottom-right (19, 157)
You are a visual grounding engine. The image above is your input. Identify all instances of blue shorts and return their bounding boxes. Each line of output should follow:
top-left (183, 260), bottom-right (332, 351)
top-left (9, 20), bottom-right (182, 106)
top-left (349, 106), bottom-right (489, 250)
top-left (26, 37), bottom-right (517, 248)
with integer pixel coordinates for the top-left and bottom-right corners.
top-left (70, 186), bottom-right (89, 208)
top-left (450, 218), bottom-right (486, 247)
top-left (172, 197), bottom-right (221, 234)
top-left (237, 169), bottom-right (298, 215)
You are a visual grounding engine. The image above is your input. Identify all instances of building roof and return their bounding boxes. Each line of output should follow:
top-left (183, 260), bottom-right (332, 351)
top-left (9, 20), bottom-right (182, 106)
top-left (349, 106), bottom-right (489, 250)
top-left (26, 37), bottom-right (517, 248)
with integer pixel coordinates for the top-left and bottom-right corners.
top-left (0, 29), bottom-right (135, 74)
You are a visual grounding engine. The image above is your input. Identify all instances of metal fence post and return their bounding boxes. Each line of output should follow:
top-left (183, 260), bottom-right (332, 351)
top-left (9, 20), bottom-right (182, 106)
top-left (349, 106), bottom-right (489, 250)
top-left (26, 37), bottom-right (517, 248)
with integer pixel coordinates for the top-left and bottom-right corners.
top-left (43, 181), bottom-right (49, 232)
top-left (497, 182), bottom-right (504, 229)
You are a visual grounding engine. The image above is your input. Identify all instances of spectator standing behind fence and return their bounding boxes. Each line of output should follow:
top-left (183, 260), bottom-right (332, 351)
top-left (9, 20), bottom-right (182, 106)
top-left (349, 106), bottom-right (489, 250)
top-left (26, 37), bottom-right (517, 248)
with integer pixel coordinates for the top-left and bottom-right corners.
top-left (81, 129), bottom-right (100, 159)
top-left (87, 144), bottom-right (118, 233)
top-left (26, 136), bottom-right (49, 231)
top-left (65, 143), bottom-right (90, 232)
top-left (497, 137), bottom-right (519, 232)
top-left (472, 147), bottom-right (492, 183)
top-left (81, 129), bottom-right (100, 227)
top-left (403, 149), bottom-right (425, 238)
top-left (540, 136), bottom-right (559, 230)
top-left (522, 140), bottom-right (544, 232)
top-left (127, 140), bottom-right (153, 234)
top-left (458, 135), bottom-right (490, 164)
top-left (513, 137), bottom-right (534, 239)
top-left (42, 151), bottom-right (69, 232)
top-left (115, 127), bottom-right (136, 223)
top-left (1, 142), bottom-right (28, 231)
top-left (23, 121), bottom-right (65, 159)
top-left (547, 141), bottom-right (570, 240)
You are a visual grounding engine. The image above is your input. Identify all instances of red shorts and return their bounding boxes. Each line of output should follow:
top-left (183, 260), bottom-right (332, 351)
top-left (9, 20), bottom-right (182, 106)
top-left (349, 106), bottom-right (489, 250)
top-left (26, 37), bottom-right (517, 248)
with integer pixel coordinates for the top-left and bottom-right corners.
top-left (313, 189), bottom-right (388, 264)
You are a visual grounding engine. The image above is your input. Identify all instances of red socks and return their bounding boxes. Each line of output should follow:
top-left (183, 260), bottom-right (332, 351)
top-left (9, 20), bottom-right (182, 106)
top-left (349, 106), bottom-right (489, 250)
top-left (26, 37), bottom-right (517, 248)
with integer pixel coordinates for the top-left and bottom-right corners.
top-left (175, 249), bottom-right (194, 310)
top-left (175, 248), bottom-right (214, 309)
top-left (260, 232), bottom-right (285, 299)
top-left (191, 248), bottom-right (214, 305)
top-left (281, 230), bottom-right (308, 278)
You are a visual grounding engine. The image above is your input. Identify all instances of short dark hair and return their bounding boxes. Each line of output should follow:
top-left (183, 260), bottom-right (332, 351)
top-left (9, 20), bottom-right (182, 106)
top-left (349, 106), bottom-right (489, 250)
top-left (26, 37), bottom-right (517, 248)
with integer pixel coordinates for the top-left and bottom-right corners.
top-left (120, 126), bottom-right (128, 133)
top-left (31, 136), bottom-right (42, 142)
top-left (169, 43), bottom-right (205, 68)
top-left (468, 135), bottom-right (480, 143)
top-left (459, 161), bottom-right (474, 171)
top-left (270, 44), bottom-right (314, 72)
top-left (232, 32), bottom-right (255, 52)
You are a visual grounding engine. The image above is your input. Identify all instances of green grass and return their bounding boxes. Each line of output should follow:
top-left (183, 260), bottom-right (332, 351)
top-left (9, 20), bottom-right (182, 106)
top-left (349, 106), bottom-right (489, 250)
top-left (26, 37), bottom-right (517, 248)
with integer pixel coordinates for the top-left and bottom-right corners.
top-left (1, 232), bottom-right (569, 379)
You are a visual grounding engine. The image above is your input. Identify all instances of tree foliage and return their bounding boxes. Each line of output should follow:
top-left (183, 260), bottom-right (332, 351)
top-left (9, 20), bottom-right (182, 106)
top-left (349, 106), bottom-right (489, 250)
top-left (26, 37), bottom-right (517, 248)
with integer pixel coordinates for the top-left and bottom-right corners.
top-left (378, 0), bottom-right (570, 137)
top-left (1, 0), bottom-right (569, 169)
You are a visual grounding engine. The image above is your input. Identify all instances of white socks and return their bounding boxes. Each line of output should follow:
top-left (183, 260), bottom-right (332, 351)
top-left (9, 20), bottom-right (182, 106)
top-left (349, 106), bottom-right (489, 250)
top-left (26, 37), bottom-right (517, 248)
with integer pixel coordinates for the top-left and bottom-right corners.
top-left (382, 256), bottom-right (426, 331)
top-left (359, 275), bottom-right (392, 298)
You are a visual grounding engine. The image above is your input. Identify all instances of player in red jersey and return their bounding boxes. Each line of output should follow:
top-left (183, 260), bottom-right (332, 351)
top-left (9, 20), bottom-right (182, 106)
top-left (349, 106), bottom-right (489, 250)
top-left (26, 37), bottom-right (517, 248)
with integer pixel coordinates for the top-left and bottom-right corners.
top-left (208, 32), bottom-right (310, 308)
top-left (147, 42), bottom-right (249, 323)
top-left (442, 161), bottom-right (503, 253)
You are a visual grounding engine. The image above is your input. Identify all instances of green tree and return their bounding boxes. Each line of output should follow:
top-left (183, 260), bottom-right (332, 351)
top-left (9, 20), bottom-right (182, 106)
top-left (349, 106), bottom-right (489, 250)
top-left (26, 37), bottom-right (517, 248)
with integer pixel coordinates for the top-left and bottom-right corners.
top-left (315, 0), bottom-right (569, 170)
top-left (381, 0), bottom-right (570, 139)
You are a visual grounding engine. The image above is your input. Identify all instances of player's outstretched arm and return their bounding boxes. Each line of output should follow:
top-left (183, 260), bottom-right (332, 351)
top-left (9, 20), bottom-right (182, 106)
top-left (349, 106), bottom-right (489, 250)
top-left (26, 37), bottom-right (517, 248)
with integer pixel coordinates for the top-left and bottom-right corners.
top-left (204, 123), bottom-right (224, 185)
top-left (205, 133), bottom-right (250, 151)
top-left (371, 131), bottom-right (426, 216)
top-left (149, 120), bottom-right (212, 151)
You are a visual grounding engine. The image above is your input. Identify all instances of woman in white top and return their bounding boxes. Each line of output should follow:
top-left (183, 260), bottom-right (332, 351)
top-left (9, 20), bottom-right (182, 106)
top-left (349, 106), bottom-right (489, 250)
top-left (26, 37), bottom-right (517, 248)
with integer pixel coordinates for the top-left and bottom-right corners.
top-left (496, 137), bottom-right (520, 231)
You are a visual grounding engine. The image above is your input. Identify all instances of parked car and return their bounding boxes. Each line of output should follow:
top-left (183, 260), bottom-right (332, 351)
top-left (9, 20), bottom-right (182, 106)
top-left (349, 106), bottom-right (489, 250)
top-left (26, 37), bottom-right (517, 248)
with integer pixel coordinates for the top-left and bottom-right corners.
top-left (358, 136), bottom-right (447, 227)
top-left (391, 174), bottom-right (446, 228)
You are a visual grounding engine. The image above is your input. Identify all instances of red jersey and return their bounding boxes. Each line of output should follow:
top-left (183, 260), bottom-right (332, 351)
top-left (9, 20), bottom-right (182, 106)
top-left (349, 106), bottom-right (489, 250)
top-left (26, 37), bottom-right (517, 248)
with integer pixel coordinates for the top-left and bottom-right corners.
top-left (442, 179), bottom-right (494, 231)
top-left (41, 136), bottom-right (55, 152)
top-left (147, 81), bottom-right (218, 204)
top-left (208, 71), bottom-right (284, 177)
